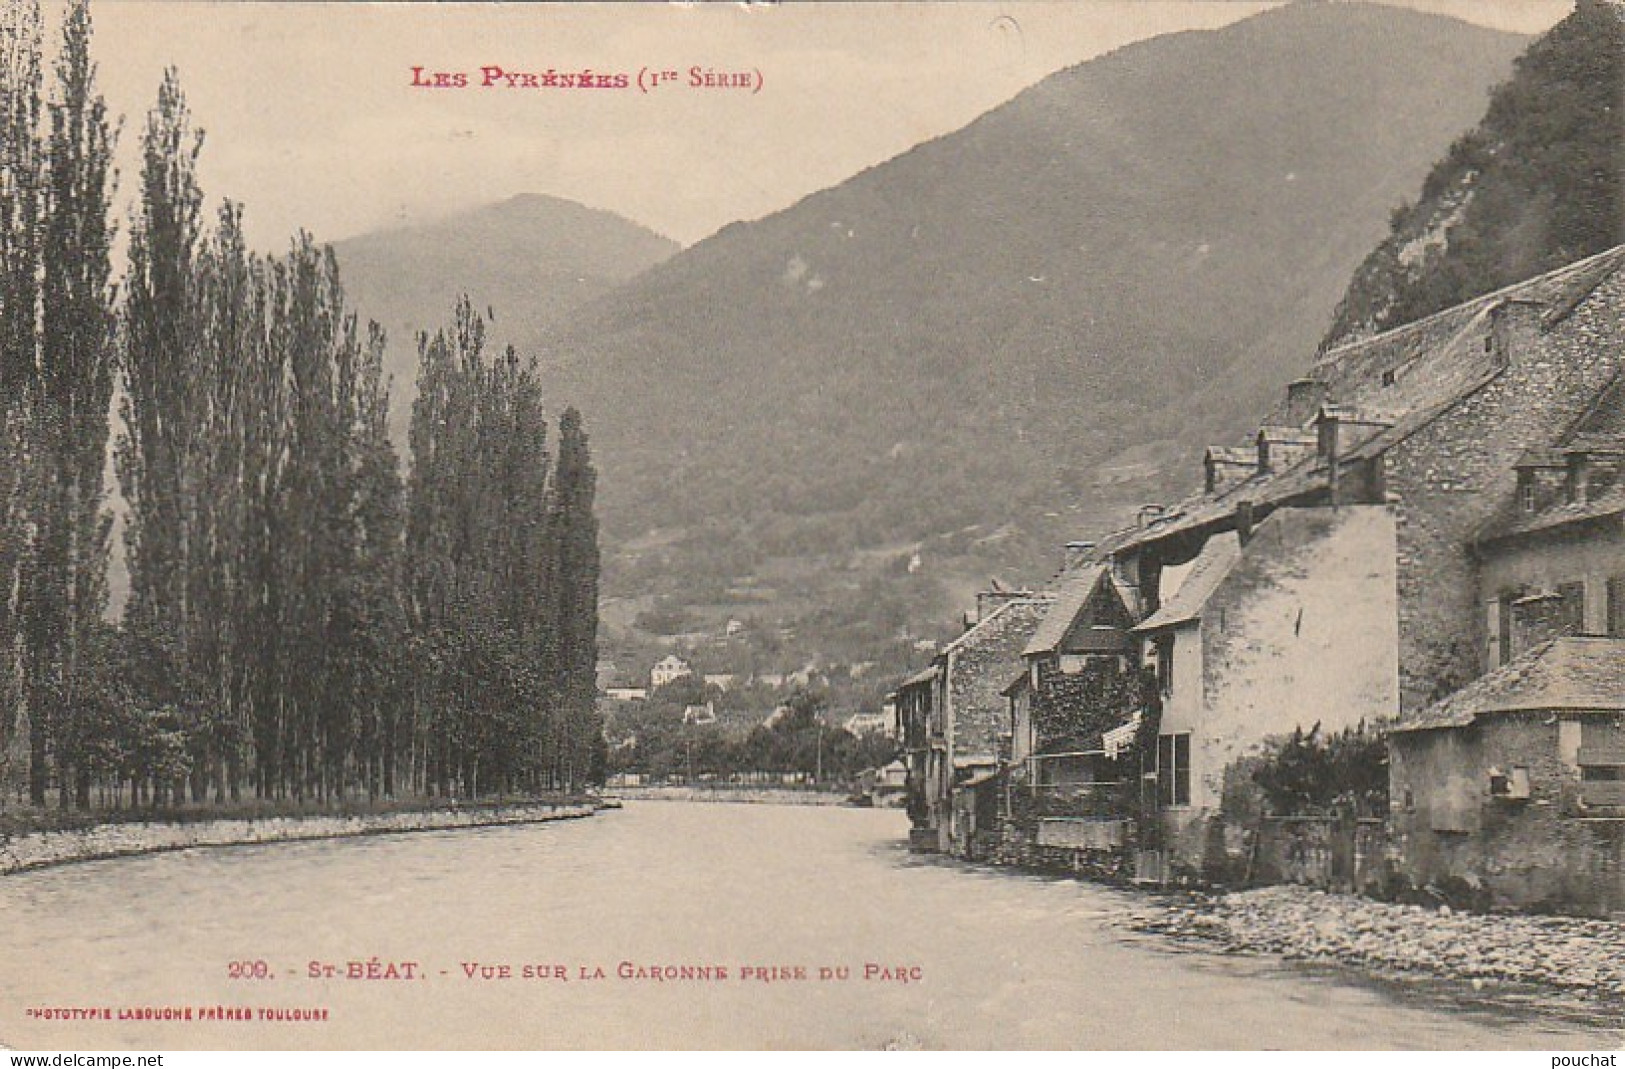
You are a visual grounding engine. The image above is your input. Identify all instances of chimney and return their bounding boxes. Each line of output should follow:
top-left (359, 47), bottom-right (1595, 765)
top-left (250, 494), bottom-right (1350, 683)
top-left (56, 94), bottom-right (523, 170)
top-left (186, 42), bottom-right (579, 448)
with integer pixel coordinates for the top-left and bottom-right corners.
top-left (1235, 500), bottom-right (1255, 545)
top-left (1510, 590), bottom-right (1576, 658)
top-left (1283, 378), bottom-right (1328, 429)
top-left (1063, 541), bottom-right (1096, 571)
top-left (975, 585), bottom-right (1032, 623)
top-left (1205, 448), bottom-right (1255, 493)
top-left (1317, 404), bottom-right (1342, 504)
top-left (1257, 426), bottom-right (1318, 473)
top-left (1489, 298), bottom-right (1544, 366)
top-left (1568, 454), bottom-right (1592, 505)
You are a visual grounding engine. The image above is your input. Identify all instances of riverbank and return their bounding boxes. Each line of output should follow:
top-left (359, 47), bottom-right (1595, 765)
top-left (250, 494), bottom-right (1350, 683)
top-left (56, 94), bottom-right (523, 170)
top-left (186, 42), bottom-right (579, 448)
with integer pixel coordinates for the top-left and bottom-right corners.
top-left (0, 798), bottom-right (599, 875)
top-left (1122, 884), bottom-right (1625, 1006)
top-left (610, 785), bottom-right (852, 806)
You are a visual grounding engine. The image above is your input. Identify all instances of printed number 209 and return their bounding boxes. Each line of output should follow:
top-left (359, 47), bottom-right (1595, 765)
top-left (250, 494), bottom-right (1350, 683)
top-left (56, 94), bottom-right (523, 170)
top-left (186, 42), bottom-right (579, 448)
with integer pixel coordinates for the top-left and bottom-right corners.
top-left (228, 960), bottom-right (272, 979)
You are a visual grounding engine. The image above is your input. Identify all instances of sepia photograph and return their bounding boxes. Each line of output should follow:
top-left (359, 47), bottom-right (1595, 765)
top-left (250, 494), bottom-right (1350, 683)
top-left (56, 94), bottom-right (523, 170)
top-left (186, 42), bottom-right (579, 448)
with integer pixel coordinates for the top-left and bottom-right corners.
top-left (0, 0), bottom-right (1622, 1054)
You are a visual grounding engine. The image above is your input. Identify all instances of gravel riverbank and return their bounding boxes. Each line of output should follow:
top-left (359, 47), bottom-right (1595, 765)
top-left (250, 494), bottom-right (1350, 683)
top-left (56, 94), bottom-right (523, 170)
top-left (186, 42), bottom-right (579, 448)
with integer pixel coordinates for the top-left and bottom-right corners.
top-left (0, 800), bottom-right (598, 875)
top-left (1124, 884), bottom-right (1625, 1004)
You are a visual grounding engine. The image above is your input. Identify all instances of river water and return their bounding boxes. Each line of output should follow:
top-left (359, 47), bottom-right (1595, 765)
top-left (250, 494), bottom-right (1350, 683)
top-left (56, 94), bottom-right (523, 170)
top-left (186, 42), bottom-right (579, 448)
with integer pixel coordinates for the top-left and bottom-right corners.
top-left (0, 802), bottom-right (1617, 1050)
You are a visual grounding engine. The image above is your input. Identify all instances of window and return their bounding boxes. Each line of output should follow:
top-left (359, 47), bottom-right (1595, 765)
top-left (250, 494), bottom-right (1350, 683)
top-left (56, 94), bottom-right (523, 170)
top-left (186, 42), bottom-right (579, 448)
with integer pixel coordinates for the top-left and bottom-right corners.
top-left (1578, 725), bottom-right (1625, 809)
top-left (1520, 480), bottom-right (1537, 513)
top-left (1488, 766), bottom-right (1529, 800)
top-left (1609, 576), bottom-right (1625, 638)
top-left (1497, 593), bottom-right (1516, 665)
top-left (1381, 369), bottom-right (1397, 387)
top-left (1156, 637), bottom-right (1174, 697)
top-left (1157, 732), bottom-right (1191, 807)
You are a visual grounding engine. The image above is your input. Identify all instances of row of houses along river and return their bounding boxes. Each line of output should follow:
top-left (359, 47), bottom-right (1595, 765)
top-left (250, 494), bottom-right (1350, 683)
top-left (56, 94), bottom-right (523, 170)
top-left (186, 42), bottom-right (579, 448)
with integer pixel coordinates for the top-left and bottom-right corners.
top-left (891, 247), bottom-right (1625, 918)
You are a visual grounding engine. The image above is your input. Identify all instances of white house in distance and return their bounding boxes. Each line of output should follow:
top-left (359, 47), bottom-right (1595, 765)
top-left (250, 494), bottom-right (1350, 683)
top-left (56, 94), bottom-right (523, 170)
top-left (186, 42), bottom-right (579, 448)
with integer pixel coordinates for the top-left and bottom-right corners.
top-left (844, 712), bottom-right (894, 738)
top-left (683, 702), bottom-right (718, 725)
top-left (650, 655), bottom-right (693, 690)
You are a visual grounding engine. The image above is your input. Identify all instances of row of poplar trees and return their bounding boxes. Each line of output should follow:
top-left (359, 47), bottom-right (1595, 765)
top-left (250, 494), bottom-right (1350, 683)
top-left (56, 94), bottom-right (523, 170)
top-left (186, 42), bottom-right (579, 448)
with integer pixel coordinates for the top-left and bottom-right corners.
top-left (0, 0), bottom-right (603, 810)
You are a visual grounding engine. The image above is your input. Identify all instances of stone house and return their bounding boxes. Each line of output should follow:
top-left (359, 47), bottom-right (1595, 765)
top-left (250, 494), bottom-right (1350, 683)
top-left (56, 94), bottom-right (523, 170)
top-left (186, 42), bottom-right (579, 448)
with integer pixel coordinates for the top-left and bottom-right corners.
top-left (1007, 564), bottom-right (1139, 790)
top-left (1129, 507), bottom-right (1400, 874)
top-left (891, 591), bottom-right (1052, 855)
top-left (1387, 636), bottom-right (1625, 915)
top-left (892, 665), bottom-right (941, 851)
top-left (1472, 374), bottom-right (1625, 668)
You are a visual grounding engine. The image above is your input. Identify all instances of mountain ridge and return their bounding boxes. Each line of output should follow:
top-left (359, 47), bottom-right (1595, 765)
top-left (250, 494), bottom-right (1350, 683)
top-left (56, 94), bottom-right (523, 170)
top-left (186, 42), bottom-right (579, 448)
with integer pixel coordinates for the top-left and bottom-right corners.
top-left (334, 193), bottom-right (679, 435)
top-left (341, 2), bottom-right (1534, 677)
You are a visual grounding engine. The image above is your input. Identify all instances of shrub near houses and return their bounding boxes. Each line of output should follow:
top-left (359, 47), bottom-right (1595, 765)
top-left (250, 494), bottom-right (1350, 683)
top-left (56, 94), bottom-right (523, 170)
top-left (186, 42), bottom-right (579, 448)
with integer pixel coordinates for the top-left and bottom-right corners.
top-left (1248, 722), bottom-right (1389, 820)
top-left (1212, 722), bottom-right (1391, 891)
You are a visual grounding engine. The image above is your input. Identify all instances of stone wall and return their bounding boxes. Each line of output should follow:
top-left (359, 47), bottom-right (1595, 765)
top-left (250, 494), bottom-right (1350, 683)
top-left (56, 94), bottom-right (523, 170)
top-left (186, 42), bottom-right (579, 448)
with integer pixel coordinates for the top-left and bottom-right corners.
top-left (1252, 816), bottom-right (1388, 894)
top-left (0, 802), bottom-right (597, 875)
top-left (990, 818), bottom-right (1135, 883)
top-left (1199, 506), bottom-right (1399, 806)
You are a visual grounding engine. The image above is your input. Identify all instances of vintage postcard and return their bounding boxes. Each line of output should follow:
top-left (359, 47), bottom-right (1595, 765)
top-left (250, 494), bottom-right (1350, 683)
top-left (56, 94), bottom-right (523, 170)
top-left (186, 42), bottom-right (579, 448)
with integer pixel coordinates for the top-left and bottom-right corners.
top-left (0, 0), bottom-right (1621, 1055)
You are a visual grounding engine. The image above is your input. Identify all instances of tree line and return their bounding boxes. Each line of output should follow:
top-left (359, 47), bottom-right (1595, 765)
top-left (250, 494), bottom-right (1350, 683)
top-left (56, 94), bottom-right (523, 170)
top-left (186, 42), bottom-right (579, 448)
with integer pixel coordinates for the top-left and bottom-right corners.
top-left (0, 0), bottom-right (602, 810)
top-left (606, 688), bottom-right (895, 786)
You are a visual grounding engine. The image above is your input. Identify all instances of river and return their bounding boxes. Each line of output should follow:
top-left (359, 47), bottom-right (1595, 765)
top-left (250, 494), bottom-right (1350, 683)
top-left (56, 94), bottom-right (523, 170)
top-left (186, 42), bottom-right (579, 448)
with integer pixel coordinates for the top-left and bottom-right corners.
top-left (0, 802), bottom-right (1617, 1050)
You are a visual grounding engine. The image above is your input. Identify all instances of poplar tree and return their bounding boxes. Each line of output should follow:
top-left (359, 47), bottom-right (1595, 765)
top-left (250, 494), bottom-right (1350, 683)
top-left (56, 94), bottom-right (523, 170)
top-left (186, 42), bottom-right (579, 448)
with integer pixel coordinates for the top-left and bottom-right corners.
top-left (194, 201), bottom-right (258, 800)
top-left (406, 298), bottom-right (571, 796)
top-left (118, 66), bottom-right (205, 806)
top-left (34, 0), bottom-right (118, 807)
top-left (118, 66), bottom-right (203, 675)
top-left (0, 0), bottom-right (43, 801)
top-left (545, 407), bottom-right (601, 790)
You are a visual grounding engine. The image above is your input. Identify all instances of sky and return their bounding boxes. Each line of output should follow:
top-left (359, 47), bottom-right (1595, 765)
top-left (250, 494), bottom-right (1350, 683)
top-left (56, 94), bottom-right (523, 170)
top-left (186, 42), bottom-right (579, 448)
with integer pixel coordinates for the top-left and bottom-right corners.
top-left (69, 0), bottom-right (1573, 250)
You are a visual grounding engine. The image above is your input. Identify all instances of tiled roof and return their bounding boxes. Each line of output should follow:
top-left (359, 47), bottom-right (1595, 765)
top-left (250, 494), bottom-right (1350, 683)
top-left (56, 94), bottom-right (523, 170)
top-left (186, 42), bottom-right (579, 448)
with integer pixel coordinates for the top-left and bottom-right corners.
top-left (1514, 447), bottom-right (1568, 468)
top-left (1478, 485), bottom-right (1625, 543)
top-left (1023, 565), bottom-right (1107, 657)
top-left (1131, 531), bottom-right (1242, 632)
top-left (1391, 637), bottom-right (1625, 733)
top-left (1479, 372), bottom-right (1625, 544)
top-left (896, 665), bottom-right (939, 690)
top-left (1108, 246), bottom-right (1625, 558)
top-left (1569, 373), bottom-right (1625, 438)
top-left (1566, 432), bottom-right (1625, 455)
top-left (1205, 446), bottom-right (1255, 465)
top-left (941, 596), bottom-right (1054, 657)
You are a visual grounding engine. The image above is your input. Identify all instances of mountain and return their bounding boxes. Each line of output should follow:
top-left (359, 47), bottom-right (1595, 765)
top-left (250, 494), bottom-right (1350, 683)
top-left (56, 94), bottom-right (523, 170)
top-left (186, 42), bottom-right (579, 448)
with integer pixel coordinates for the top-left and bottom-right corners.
top-left (469, 4), bottom-right (1533, 674)
top-left (334, 194), bottom-right (679, 433)
top-left (1323, 0), bottom-right (1624, 347)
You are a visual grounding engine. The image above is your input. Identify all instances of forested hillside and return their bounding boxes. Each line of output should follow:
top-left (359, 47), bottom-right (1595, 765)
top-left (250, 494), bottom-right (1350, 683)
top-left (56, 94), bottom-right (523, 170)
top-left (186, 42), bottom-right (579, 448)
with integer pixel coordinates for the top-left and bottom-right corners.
top-left (1324, 0), bottom-right (1624, 346)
